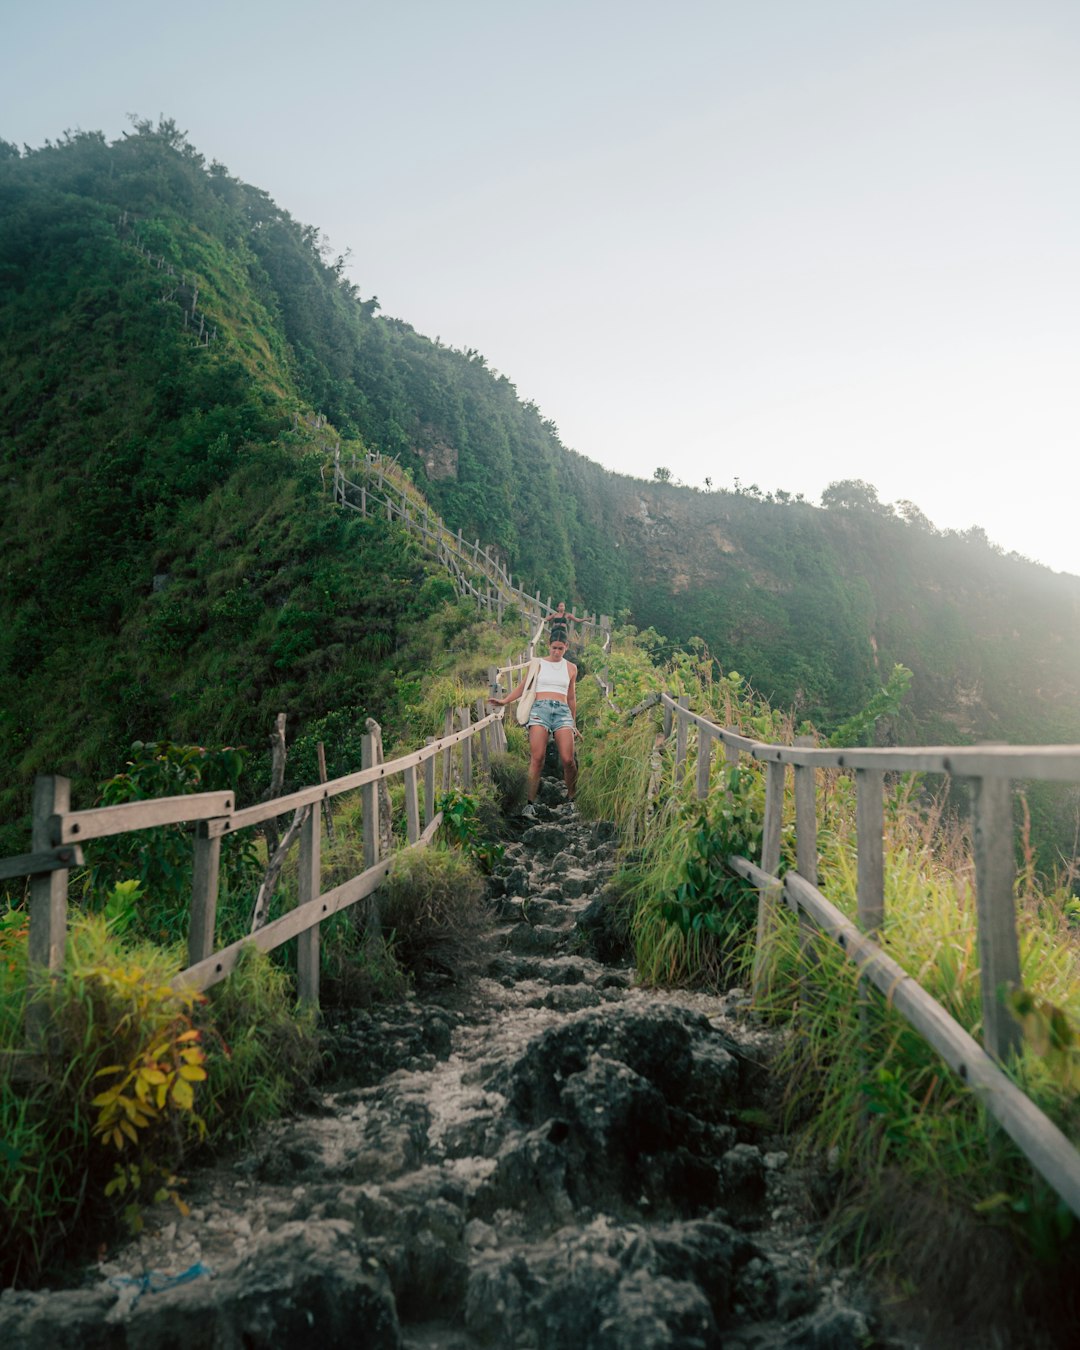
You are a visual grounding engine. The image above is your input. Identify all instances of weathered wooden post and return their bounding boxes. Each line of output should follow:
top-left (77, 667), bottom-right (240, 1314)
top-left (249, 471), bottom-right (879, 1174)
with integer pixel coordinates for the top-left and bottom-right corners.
top-left (792, 737), bottom-right (819, 991)
top-left (675, 694), bottom-right (689, 785)
top-left (475, 697), bottom-right (490, 776)
top-left (793, 738), bottom-right (817, 888)
top-left (366, 719), bottom-right (394, 859)
top-left (442, 708), bottom-right (455, 791)
top-left (296, 805), bottom-right (321, 1007)
top-left (663, 696), bottom-right (673, 740)
top-left (403, 765), bottom-right (421, 844)
top-left (695, 725), bottom-right (712, 800)
top-left (361, 731), bottom-right (381, 937)
top-left (361, 732), bottom-right (380, 871)
top-left (752, 760), bottom-right (786, 1002)
top-left (459, 706), bottom-right (473, 790)
top-left (970, 773), bottom-right (1023, 1062)
top-left (423, 738), bottom-right (436, 827)
top-left (316, 742), bottom-right (336, 843)
top-left (27, 775), bottom-right (71, 1044)
top-left (723, 730), bottom-right (740, 800)
top-left (855, 769), bottom-right (885, 935)
top-left (189, 823), bottom-right (221, 967)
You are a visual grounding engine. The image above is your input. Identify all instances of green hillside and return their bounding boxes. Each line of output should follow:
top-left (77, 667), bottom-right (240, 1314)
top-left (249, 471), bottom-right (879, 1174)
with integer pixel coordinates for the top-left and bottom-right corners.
top-left (2, 119), bottom-right (1078, 863)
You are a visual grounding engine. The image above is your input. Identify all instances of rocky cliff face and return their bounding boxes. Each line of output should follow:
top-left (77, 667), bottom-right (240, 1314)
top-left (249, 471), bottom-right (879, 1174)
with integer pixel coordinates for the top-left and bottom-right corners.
top-left (561, 463), bottom-right (1080, 751)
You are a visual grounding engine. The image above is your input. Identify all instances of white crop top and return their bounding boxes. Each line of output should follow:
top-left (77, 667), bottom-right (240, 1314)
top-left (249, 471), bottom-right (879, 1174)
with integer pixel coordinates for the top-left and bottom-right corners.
top-left (535, 656), bottom-right (571, 697)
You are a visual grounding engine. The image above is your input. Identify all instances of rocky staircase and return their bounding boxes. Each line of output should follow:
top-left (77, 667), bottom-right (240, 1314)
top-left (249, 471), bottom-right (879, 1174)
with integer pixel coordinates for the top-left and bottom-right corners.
top-left (0, 779), bottom-right (909, 1349)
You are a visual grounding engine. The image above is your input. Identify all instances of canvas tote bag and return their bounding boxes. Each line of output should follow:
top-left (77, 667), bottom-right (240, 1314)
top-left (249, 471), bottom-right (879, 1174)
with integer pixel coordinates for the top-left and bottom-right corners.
top-left (515, 658), bottom-right (542, 725)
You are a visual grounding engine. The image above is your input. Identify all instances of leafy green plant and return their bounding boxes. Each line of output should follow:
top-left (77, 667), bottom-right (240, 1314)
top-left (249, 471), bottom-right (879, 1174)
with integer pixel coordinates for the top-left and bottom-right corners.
top-left (78, 953), bottom-right (209, 1234)
top-left (660, 771), bottom-right (762, 946)
top-left (80, 741), bottom-right (261, 946)
top-left (0, 913), bottom-right (320, 1285)
top-left (436, 788), bottom-right (504, 873)
top-left (826, 663), bottom-right (913, 747)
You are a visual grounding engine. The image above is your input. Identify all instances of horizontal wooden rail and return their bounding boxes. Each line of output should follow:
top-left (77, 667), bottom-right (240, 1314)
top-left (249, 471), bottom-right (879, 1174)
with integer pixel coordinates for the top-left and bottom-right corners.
top-left (0, 845), bottom-right (83, 881)
top-left (657, 693), bottom-right (1080, 782)
top-left (207, 714), bottom-right (503, 837)
top-left (52, 791), bottom-right (234, 845)
top-left (13, 701), bottom-right (508, 1032)
top-left (174, 813), bottom-right (443, 994)
top-left (728, 854), bottom-right (1080, 1220)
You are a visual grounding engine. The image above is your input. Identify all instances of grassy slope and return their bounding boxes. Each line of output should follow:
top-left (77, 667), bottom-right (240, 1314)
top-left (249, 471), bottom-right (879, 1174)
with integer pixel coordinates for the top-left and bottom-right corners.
top-left (2, 124), bottom-right (1078, 866)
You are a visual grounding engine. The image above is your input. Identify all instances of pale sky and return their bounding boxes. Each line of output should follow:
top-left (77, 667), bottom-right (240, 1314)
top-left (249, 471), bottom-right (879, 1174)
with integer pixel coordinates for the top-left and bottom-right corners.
top-left (4, 1), bottom-right (1079, 575)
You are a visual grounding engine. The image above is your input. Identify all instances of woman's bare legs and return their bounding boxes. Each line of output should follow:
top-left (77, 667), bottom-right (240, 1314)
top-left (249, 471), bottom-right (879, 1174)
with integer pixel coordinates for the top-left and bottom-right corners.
top-left (527, 724), bottom-right (549, 802)
top-left (553, 727), bottom-right (577, 800)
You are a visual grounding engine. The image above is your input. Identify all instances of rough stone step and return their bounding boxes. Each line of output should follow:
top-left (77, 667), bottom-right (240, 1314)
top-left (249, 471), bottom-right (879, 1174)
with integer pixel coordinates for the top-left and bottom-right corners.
top-left (0, 796), bottom-right (918, 1350)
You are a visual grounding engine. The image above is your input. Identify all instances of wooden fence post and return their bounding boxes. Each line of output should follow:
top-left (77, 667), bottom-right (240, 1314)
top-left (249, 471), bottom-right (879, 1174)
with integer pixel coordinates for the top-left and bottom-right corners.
top-left (424, 738), bottom-right (436, 827)
top-left (695, 726), bottom-right (712, 800)
top-left (752, 760), bottom-right (786, 1003)
top-left (663, 697), bottom-right (673, 740)
top-left (189, 823), bottom-right (221, 967)
top-left (856, 768), bottom-right (885, 935)
top-left (459, 706), bottom-right (473, 790)
top-left (442, 708), bottom-right (455, 791)
top-left (403, 765), bottom-right (421, 844)
top-left (366, 719), bottom-right (394, 859)
top-left (793, 739), bottom-right (817, 887)
top-left (475, 698), bottom-right (490, 776)
top-left (362, 732), bottom-right (379, 871)
top-left (317, 742), bottom-right (336, 843)
top-left (27, 775), bottom-right (70, 1044)
top-left (296, 805), bottom-right (321, 1007)
top-left (970, 774), bottom-right (1023, 1062)
top-left (793, 737), bottom-right (819, 981)
top-left (361, 731), bottom-right (382, 938)
top-left (675, 695), bottom-right (689, 785)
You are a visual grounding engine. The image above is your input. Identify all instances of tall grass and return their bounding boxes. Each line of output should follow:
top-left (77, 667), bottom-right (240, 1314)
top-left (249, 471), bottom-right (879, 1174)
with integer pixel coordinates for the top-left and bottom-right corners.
top-left (579, 625), bottom-right (1080, 1318)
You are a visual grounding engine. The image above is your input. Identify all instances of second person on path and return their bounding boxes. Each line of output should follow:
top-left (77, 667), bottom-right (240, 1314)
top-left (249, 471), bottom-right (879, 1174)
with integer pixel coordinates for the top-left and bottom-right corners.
top-left (489, 637), bottom-right (578, 818)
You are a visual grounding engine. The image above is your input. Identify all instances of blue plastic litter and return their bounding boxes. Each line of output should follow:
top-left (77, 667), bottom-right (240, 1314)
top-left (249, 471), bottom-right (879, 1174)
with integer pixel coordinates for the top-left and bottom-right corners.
top-left (108, 1260), bottom-right (214, 1310)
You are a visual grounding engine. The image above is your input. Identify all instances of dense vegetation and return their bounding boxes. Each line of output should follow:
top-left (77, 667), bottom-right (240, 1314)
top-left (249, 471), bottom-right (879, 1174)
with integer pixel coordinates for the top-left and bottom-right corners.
top-left (2, 119), bottom-right (1078, 865)
top-left (2, 118), bottom-right (1078, 1340)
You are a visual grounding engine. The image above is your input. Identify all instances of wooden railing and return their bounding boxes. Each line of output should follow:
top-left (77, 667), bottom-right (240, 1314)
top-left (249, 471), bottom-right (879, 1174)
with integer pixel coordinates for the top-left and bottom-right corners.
top-left (332, 449), bottom-right (611, 650)
top-left (654, 691), bottom-right (1080, 1219)
top-left (12, 706), bottom-right (508, 1039)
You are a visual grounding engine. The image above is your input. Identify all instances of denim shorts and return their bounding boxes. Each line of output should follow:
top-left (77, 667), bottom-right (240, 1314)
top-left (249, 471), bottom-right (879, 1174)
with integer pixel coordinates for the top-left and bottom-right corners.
top-left (528, 699), bottom-right (576, 733)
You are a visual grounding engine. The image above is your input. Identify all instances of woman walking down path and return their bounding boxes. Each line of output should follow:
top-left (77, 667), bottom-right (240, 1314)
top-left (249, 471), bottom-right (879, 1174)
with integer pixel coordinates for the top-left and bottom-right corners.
top-left (547, 601), bottom-right (581, 645)
top-left (490, 636), bottom-right (579, 817)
